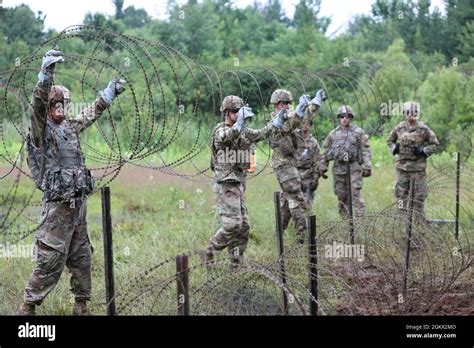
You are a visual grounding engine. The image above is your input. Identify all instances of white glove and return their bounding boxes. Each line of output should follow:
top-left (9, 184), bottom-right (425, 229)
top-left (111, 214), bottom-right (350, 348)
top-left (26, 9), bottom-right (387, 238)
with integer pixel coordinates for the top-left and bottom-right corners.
top-left (272, 108), bottom-right (288, 129)
top-left (99, 77), bottom-right (126, 105)
top-left (38, 49), bottom-right (64, 83)
top-left (309, 89), bottom-right (327, 106)
top-left (235, 106), bottom-right (254, 131)
top-left (295, 94), bottom-right (311, 118)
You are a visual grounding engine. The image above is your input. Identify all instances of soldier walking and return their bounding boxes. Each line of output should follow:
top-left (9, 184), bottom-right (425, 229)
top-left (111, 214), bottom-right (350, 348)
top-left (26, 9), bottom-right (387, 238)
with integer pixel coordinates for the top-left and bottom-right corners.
top-left (268, 89), bottom-right (326, 242)
top-left (206, 95), bottom-right (281, 268)
top-left (387, 101), bottom-right (439, 222)
top-left (320, 105), bottom-right (371, 217)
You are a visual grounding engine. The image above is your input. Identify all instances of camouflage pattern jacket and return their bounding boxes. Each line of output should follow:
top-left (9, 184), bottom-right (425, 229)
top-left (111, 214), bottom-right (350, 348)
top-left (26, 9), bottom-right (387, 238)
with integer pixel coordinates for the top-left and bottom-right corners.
top-left (268, 105), bottom-right (318, 171)
top-left (28, 81), bottom-right (109, 202)
top-left (387, 120), bottom-right (439, 171)
top-left (211, 120), bottom-right (273, 183)
top-left (321, 123), bottom-right (371, 175)
top-left (294, 130), bottom-right (322, 181)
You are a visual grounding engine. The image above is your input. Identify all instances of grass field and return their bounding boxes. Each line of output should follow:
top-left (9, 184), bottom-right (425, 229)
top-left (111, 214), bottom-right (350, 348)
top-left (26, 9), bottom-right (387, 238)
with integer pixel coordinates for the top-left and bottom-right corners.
top-left (0, 136), bottom-right (472, 315)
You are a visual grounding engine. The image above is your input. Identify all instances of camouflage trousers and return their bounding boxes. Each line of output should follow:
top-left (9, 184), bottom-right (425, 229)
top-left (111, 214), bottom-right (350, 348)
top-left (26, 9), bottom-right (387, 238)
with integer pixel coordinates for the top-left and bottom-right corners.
top-left (300, 171), bottom-right (319, 212)
top-left (209, 181), bottom-right (250, 257)
top-left (395, 168), bottom-right (428, 222)
top-left (23, 198), bottom-right (92, 305)
top-left (276, 167), bottom-right (308, 237)
top-left (333, 170), bottom-right (365, 217)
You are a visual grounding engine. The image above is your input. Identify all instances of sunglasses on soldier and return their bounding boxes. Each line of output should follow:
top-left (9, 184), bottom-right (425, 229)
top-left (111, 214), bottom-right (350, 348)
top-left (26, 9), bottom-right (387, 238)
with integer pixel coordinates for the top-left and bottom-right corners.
top-left (281, 101), bottom-right (291, 105)
top-left (229, 108), bottom-right (240, 114)
top-left (338, 113), bottom-right (351, 119)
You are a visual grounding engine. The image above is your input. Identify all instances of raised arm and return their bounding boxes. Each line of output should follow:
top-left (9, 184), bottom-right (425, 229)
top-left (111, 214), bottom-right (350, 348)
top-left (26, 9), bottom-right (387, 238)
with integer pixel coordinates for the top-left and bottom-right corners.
top-left (216, 105), bottom-right (276, 144)
top-left (68, 97), bottom-right (109, 133)
top-left (30, 49), bottom-right (64, 147)
top-left (244, 122), bottom-right (275, 143)
top-left (213, 124), bottom-right (241, 145)
top-left (30, 81), bottom-right (49, 147)
top-left (295, 89), bottom-right (326, 124)
top-left (69, 77), bottom-right (126, 133)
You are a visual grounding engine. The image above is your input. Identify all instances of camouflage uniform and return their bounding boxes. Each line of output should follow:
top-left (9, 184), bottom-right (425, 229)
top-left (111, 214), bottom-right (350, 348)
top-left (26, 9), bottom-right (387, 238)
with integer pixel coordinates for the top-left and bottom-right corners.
top-left (268, 97), bottom-right (318, 238)
top-left (321, 123), bottom-right (371, 217)
top-left (387, 115), bottom-right (439, 221)
top-left (295, 128), bottom-right (322, 210)
top-left (23, 80), bottom-right (108, 307)
top-left (209, 100), bottom-right (273, 259)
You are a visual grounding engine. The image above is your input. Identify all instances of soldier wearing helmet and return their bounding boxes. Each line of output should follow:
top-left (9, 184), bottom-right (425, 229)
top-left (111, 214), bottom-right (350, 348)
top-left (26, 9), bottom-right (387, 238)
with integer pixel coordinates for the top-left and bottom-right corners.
top-left (17, 49), bottom-right (126, 316)
top-left (267, 88), bottom-right (326, 242)
top-left (320, 105), bottom-right (372, 217)
top-left (387, 101), bottom-right (439, 222)
top-left (206, 95), bottom-right (278, 268)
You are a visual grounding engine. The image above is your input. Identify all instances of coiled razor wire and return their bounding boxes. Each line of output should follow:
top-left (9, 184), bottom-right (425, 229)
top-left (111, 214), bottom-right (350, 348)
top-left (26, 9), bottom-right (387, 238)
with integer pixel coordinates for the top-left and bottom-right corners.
top-left (0, 28), bottom-right (472, 314)
top-left (1, 26), bottom-right (428, 241)
top-left (111, 161), bottom-right (472, 315)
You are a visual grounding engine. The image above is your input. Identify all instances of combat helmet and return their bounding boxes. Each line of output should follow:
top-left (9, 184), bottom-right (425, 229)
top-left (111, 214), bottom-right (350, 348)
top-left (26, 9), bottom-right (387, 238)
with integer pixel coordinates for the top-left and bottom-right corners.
top-left (220, 95), bottom-right (244, 113)
top-left (337, 105), bottom-right (354, 118)
top-left (270, 89), bottom-right (293, 104)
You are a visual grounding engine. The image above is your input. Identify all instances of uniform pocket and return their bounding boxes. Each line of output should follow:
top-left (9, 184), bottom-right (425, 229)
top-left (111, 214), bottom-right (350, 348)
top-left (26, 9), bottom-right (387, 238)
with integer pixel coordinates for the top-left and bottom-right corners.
top-left (36, 241), bottom-right (62, 273)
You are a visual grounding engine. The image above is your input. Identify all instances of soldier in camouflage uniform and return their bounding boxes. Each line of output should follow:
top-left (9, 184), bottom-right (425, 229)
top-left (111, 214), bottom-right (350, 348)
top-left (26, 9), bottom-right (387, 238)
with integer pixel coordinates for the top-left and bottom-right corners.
top-left (320, 105), bottom-right (372, 217)
top-left (17, 49), bottom-right (126, 315)
top-left (206, 95), bottom-right (280, 267)
top-left (295, 120), bottom-right (324, 211)
top-left (387, 101), bottom-right (439, 222)
top-left (268, 89), bottom-right (326, 242)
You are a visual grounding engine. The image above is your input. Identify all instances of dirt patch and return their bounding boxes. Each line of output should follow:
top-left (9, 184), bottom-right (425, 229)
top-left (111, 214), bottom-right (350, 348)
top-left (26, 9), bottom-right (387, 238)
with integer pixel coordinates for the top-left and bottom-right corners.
top-left (331, 261), bottom-right (473, 315)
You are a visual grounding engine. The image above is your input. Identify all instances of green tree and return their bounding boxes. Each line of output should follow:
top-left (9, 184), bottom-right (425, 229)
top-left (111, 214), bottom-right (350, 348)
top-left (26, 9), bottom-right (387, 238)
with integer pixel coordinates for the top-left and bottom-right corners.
top-left (262, 0), bottom-right (289, 25)
top-left (0, 5), bottom-right (45, 45)
top-left (113, 0), bottom-right (125, 19)
top-left (293, 0), bottom-right (330, 33)
top-left (444, 0), bottom-right (474, 61)
top-left (152, 0), bottom-right (223, 60)
top-left (420, 66), bottom-right (474, 153)
top-left (122, 6), bottom-right (150, 28)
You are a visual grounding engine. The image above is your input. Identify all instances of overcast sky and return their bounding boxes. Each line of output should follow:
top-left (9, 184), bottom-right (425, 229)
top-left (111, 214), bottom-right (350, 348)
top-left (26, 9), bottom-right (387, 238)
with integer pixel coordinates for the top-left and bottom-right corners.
top-left (3, 0), bottom-right (446, 37)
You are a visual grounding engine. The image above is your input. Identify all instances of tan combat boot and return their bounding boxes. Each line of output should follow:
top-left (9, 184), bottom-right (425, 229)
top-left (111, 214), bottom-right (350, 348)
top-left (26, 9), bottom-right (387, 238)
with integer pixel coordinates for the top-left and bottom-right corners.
top-left (229, 254), bottom-right (244, 270)
top-left (296, 230), bottom-right (305, 244)
top-left (73, 299), bottom-right (90, 316)
top-left (16, 303), bottom-right (35, 316)
top-left (198, 245), bottom-right (215, 267)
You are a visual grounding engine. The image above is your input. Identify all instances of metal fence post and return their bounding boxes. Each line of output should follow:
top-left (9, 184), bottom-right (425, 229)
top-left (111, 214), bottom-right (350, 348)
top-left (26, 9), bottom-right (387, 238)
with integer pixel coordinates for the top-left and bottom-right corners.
top-left (401, 177), bottom-right (415, 297)
top-left (346, 162), bottom-right (355, 244)
top-left (308, 215), bottom-right (318, 316)
top-left (274, 192), bottom-right (289, 315)
top-left (176, 254), bottom-right (190, 316)
top-left (101, 187), bottom-right (116, 316)
top-left (455, 152), bottom-right (460, 239)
